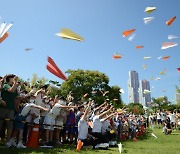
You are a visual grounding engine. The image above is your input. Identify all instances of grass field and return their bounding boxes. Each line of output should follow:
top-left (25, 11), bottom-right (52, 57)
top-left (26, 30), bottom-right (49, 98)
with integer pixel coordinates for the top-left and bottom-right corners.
top-left (0, 128), bottom-right (180, 154)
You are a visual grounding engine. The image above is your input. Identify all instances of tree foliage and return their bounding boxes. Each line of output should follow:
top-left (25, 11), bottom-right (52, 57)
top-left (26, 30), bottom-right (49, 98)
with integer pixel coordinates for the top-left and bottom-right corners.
top-left (150, 96), bottom-right (180, 112)
top-left (18, 70), bottom-right (122, 107)
top-left (126, 103), bottom-right (144, 115)
top-left (175, 85), bottom-right (180, 93)
top-left (30, 74), bottom-right (48, 88)
top-left (60, 69), bottom-right (122, 107)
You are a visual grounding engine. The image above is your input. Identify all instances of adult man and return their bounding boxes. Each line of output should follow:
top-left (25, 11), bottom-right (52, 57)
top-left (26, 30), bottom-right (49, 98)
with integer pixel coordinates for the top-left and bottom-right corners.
top-left (0, 74), bottom-right (18, 147)
top-left (0, 75), bottom-right (6, 107)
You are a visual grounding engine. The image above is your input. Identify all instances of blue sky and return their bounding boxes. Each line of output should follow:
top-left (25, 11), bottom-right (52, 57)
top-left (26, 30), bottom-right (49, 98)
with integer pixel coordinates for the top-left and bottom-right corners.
top-left (0, 0), bottom-right (180, 104)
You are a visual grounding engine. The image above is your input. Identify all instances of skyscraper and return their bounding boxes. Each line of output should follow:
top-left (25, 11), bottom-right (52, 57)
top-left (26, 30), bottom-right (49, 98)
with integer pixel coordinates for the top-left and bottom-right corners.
top-left (175, 92), bottom-right (180, 104)
top-left (128, 71), bottom-right (139, 103)
top-left (139, 80), bottom-right (151, 107)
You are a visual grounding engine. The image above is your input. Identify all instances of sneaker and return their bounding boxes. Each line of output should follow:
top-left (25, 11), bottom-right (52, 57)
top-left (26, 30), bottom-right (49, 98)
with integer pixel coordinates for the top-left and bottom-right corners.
top-left (5, 142), bottom-right (12, 148)
top-left (95, 143), bottom-right (109, 149)
top-left (10, 138), bottom-right (17, 147)
top-left (17, 142), bottom-right (26, 148)
top-left (55, 141), bottom-right (62, 146)
top-left (94, 144), bottom-right (99, 149)
top-left (83, 145), bottom-right (93, 149)
top-left (109, 141), bottom-right (117, 146)
top-left (45, 141), bottom-right (53, 146)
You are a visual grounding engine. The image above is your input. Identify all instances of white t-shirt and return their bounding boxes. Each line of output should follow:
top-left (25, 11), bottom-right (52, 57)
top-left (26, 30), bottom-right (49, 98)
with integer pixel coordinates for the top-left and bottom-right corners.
top-left (32, 94), bottom-right (43, 116)
top-left (101, 119), bottom-right (110, 134)
top-left (149, 115), bottom-right (153, 122)
top-left (92, 115), bottom-right (102, 133)
top-left (170, 113), bottom-right (176, 123)
top-left (21, 103), bottom-right (36, 117)
top-left (157, 113), bottom-right (161, 120)
top-left (161, 112), bottom-right (166, 121)
top-left (56, 108), bottom-right (67, 123)
top-left (78, 118), bottom-right (89, 140)
top-left (48, 103), bottom-right (61, 119)
top-left (35, 94), bottom-right (43, 106)
top-left (177, 120), bottom-right (180, 126)
top-left (41, 103), bottom-right (51, 116)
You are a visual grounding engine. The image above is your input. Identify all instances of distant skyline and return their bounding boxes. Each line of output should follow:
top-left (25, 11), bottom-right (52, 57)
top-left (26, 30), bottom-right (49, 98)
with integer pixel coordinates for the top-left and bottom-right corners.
top-left (139, 79), bottom-right (151, 107)
top-left (128, 70), bottom-right (139, 103)
top-left (0, 0), bottom-right (180, 104)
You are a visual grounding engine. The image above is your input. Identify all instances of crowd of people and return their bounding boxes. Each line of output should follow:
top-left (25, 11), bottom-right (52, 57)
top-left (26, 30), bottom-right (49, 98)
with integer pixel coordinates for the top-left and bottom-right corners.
top-left (149, 110), bottom-right (180, 134)
top-left (0, 74), bottom-right (180, 150)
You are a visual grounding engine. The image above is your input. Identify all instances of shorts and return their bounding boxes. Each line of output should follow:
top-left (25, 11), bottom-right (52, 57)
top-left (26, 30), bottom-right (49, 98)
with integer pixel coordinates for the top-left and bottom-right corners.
top-left (61, 124), bottom-right (66, 135)
top-left (54, 119), bottom-right (63, 129)
top-left (0, 108), bottom-right (14, 129)
top-left (65, 124), bottom-right (76, 134)
top-left (14, 114), bottom-right (26, 130)
top-left (0, 98), bottom-right (3, 105)
top-left (43, 114), bottom-right (55, 130)
top-left (171, 122), bottom-right (175, 127)
top-left (153, 118), bottom-right (156, 123)
top-left (157, 119), bottom-right (162, 124)
top-left (74, 126), bottom-right (78, 135)
top-left (39, 116), bottom-right (45, 130)
top-left (26, 115), bottom-right (34, 126)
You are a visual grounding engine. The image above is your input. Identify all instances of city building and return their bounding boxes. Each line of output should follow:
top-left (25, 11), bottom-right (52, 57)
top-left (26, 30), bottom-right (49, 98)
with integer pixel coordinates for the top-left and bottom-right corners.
top-left (128, 71), bottom-right (139, 103)
top-left (175, 92), bottom-right (180, 104)
top-left (139, 80), bottom-right (151, 107)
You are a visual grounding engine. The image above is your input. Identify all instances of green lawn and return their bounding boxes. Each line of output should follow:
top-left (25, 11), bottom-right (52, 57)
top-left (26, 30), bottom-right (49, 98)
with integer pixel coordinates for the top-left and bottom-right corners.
top-left (0, 128), bottom-right (180, 154)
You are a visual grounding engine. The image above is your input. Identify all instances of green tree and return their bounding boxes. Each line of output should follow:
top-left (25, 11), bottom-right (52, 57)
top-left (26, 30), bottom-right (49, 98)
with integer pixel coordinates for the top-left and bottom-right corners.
top-left (30, 74), bottom-right (48, 89)
top-left (175, 84), bottom-right (180, 93)
top-left (60, 69), bottom-right (122, 107)
top-left (126, 103), bottom-right (144, 115)
top-left (47, 80), bottom-right (61, 98)
top-left (151, 96), bottom-right (170, 111)
top-left (108, 86), bottom-right (122, 108)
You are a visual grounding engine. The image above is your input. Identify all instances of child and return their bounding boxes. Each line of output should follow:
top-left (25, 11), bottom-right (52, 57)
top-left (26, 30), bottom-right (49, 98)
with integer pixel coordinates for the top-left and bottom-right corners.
top-left (11, 95), bottom-right (48, 148)
top-left (43, 96), bottom-right (76, 146)
top-left (163, 119), bottom-right (172, 135)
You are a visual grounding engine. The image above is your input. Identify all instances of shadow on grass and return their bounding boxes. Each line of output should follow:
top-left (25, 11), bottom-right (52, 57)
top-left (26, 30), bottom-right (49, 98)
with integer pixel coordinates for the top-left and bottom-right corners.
top-left (0, 144), bottom-right (77, 154)
top-left (120, 129), bottom-right (152, 154)
top-left (0, 144), bottom-right (118, 154)
top-left (169, 133), bottom-right (180, 135)
top-left (121, 128), bottom-right (152, 144)
top-left (0, 129), bottom-right (154, 154)
top-left (138, 128), bottom-right (152, 140)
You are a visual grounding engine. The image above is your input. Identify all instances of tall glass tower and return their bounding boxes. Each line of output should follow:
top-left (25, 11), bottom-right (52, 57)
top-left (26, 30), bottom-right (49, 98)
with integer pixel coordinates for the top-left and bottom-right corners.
top-left (139, 80), bottom-right (151, 107)
top-left (128, 71), bottom-right (139, 103)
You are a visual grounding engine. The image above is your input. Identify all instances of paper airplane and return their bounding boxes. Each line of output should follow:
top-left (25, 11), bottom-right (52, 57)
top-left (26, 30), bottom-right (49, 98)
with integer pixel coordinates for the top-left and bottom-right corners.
top-left (119, 89), bottom-right (125, 94)
top-left (25, 48), bottom-right (33, 51)
top-left (56, 28), bottom-right (84, 41)
top-left (157, 56), bottom-right (162, 60)
top-left (145, 7), bottom-right (156, 14)
top-left (155, 77), bottom-right (161, 80)
top-left (161, 42), bottom-right (178, 50)
top-left (144, 89), bottom-right (151, 94)
top-left (168, 35), bottom-right (179, 40)
top-left (151, 133), bottom-right (157, 139)
top-left (123, 29), bottom-right (136, 37)
top-left (128, 33), bottom-right (136, 41)
top-left (113, 53), bottom-right (123, 59)
top-left (144, 56), bottom-right (151, 60)
top-left (118, 143), bottom-right (122, 153)
top-left (0, 22), bottom-right (13, 43)
top-left (166, 16), bottom-right (176, 26)
top-left (143, 17), bottom-right (155, 25)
